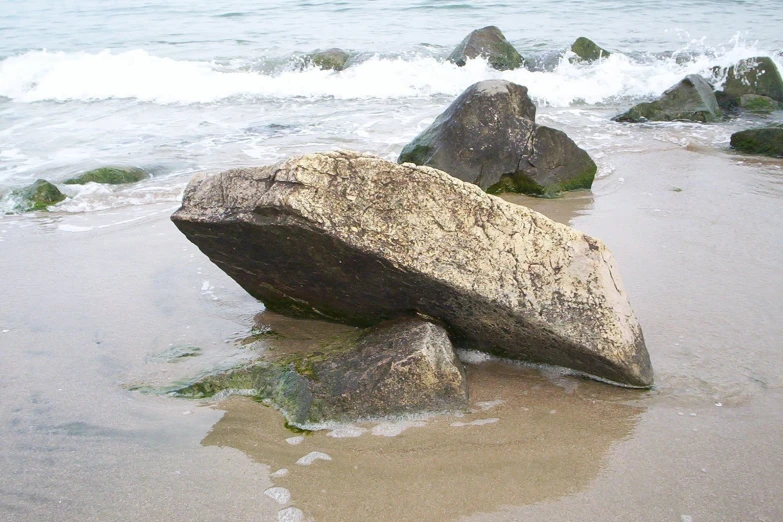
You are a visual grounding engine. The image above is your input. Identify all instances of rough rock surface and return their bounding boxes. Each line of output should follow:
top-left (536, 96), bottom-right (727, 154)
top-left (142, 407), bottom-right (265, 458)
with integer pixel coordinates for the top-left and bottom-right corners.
top-left (171, 150), bottom-right (653, 387)
top-left (397, 80), bottom-right (596, 196)
top-left (64, 166), bottom-right (148, 185)
top-left (309, 48), bottom-right (350, 71)
top-left (613, 74), bottom-right (721, 123)
top-left (448, 26), bottom-right (523, 71)
top-left (11, 179), bottom-right (66, 212)
top-left (173, 317), bottom-right (469, 425)
top-left (717, 57), bottom-right (783, 107)
top-left (570, 37), bottom-right (611, 62)
top-left (730, 127), bottom-right (783, 157)
top-left (739, 94), bottom-right (779, 112)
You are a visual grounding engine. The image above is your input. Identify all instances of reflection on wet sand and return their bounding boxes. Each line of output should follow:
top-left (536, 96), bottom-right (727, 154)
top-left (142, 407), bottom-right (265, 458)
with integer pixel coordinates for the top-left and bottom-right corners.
top-left (204, 361), bottom-right (644, 522)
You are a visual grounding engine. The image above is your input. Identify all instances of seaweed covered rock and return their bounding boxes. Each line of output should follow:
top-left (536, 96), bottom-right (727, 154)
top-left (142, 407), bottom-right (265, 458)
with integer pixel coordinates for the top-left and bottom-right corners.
top-left (730, 127), bottom-right (783, 157)
top-left (10, 179), bottom-right (66, 212)
top-left (171, 150), bottom-right (653, 387)
top-left (173, 318), bottom-right (469, 426)
top-left (613, 74), bottom-right (721, 123)
top-left (64, 166), bottom-right (148, 185)
top-left (717, 57), bottom-right (783, 108)
top-left (570, 37), bottom-right (611, 62)
top-left (448, 26), bottom-right (523, 71)
top-left (398, 80), bottom-right (596, 196)
top-left (739, 94), bottom-right (779, 113)
top-left (308, 48), bottom-right (350, 71)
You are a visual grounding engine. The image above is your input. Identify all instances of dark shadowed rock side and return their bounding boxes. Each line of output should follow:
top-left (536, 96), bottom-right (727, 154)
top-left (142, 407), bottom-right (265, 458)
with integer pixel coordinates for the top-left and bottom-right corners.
top-left (730, 127), bottom-right (783, 157)
top-left (398, 80), bottom-right (596, 196)
top-left (10, 179), bottom-right (66, 212)
top-left (715, 56), bottom-right (783, 110)
top-left (171, 151), bottom-right (653, 387)
top-left (570, 37), bottom-right (611, 62)
top-left (448, 26), bottom-right (523, 71)
top-left (613, 74), bottom-right (721, 123)
top-left (308, 48), bottom-right (351, 71)
top-left (173, 317), bottom-right (469, 426)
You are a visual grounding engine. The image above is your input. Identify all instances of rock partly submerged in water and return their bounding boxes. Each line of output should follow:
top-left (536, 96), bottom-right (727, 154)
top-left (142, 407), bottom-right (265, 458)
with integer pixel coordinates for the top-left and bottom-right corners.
top-left (307, 48), bottom-right (351, 71)
top-left (10, 179), bottom-right (66, 212)
top-left (613, 74), bottom-right (721, 123)
top-left (448, 26), bottom-right (523, 71)
top-left (730, 127), bottom-right (783, 157)
top-left (64, 166), bottom-right (149, 185)
top-left (171, 150), bottom-right (653, 387)
top-left (398, 80), bottom-right (596, 196)
top-left (570, 37), bottom-right (611, 62)
top-left (173, 317), bottom-right (469, 426)
top-left (716, 56), bottom-right (783, 109)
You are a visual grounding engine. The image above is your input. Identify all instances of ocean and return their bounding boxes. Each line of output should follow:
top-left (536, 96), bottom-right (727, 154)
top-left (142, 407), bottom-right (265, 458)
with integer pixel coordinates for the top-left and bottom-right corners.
top-left (1, 2), bottom-right (783, 521)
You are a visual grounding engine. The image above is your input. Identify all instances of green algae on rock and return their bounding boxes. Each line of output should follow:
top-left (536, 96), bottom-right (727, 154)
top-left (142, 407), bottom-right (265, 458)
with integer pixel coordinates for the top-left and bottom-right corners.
top-left (448, 26), bottom-right (523, 71)
top-left (730, 127), bottom-right (783, 157)
top-left (172, 318), bottom-right (469, 427)
top-left (64, 167), bottom-right (149, 185)
top-left (613, 74), bottom-right (721, 123)
top-left (11, 179), bottom-right (66, 212)
top-left (717, 57), bottom-right (783, 108)
top-left (739, 94), bottom-right (779, 113)
top-left (308, 48), bottom-right (351, 71)
top-left (570, 37), bottom-right (611, 62)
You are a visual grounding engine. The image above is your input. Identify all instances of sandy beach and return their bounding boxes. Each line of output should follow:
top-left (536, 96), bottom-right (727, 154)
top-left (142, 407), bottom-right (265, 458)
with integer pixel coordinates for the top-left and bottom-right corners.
top-left (2, 136), bottom-right (781, 520)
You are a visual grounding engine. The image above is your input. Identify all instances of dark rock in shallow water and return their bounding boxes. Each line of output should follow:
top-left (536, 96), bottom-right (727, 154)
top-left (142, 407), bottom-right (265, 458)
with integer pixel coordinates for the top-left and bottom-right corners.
top-left (717, 57), bottom-right (783, 108)
top-left (570, 37), bottom-right (611, 62)
top-left (739, 94), bottom-right (779, 113)
top-left (448, 26), bottom-right (523, 71)
top-left (613, 74), bottom-right (721, 123)
top-left (730, 127), bottom-right (783, 157)
top-left (64, 166), bottom-right (149, 185)
top-left (11, 179), bottom-right (66, 212)
top-left (308, 48), bottom-right (350, 71)
top-left (173, 317), bottom-right (469, 426)
top-left (171, 150), bottom-right (653, 387)
top-left (397, 80), bottom-right (596, 196)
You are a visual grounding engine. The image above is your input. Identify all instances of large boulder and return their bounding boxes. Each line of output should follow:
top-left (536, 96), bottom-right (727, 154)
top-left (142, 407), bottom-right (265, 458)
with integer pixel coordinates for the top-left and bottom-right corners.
top-left (448, 26), bottom-right (523, 71)
top-left (730, 127), bottom-right (783, 157)
top-left (613, 74), bottom-right (721, 123)
top-left (717, 57), bottom-right (783, 108)
top-left (308, 48), bottom-right (351, 71)
top-left (397, 80), bottom-right (596, 196)
top-left (570, 37), bottom-right (611, 62)
top-left (64, 166), bottom-right (148, 185)
top-left (10, 179), bottom-right (66, 212)
top-left (172, 317), bottom-right (469, 426)
top-left (171, 150), bottom-right (653, 387)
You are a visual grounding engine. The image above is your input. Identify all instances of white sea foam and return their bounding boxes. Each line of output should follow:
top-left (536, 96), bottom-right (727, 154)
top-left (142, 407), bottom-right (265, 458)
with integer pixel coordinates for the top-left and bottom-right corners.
top-left (285, 436), bottom-right (304, 446)
top-left (295, 451), bottom-right (332, 466)
top-left (451, 418), bottom-right (499, 427)
top-left (370, 420), bottom-right (426, 437)
top-left (277, 507), bottom-right (305, 522)
top-left (326, 425), bottom-right (367, 438)
top-left (264, 487), bottom-right (291, 505)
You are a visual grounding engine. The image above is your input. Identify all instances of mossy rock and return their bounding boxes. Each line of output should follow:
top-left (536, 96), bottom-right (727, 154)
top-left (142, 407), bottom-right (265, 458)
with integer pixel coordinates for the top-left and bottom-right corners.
top-left (448, 26), bottom-right (523, 71)
top-left (11, 179), bottom-right (66, 212)
top-left (739, 94), bottom-right (779, 113)
top-left (719, 57), bottom-right (783, 105)
top-left (570, 37), bottom-right (611, 62)
top-left (309, 48), bottom-right (351, 71)
top-left (64, 167), bottom-right (149, 185)
top-left (730, 127), bottom-right (783, 157)
top-left (614, 74), bottom-right (721, 123)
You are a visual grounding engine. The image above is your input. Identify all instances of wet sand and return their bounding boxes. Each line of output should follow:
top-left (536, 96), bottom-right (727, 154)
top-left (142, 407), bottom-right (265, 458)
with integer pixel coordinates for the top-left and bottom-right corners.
top-left (1, 142), bottom-right (782, 521)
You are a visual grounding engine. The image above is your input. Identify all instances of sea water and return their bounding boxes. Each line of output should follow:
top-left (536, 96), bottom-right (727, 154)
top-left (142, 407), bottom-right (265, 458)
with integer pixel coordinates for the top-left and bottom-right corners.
top-left (1, 0), bottom-right (782, 211)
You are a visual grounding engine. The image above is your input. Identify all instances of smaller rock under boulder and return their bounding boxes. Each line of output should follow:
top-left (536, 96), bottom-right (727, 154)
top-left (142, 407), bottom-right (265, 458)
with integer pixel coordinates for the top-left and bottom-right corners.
top-left (308, 48), bottom-right (351, 71)
top-left (11, 179), bottom-right (66, 212)
top-left (64, 167), bottom-right (149, 185)
top-left (448, 26), bottom-right (523, 71)
top-left (739, 94), bottom-right (779, 113)
top-left (570, 37), bottom-right (611, 62)
top-left (730, 127), bottom-right (783, 157)
top-left (398, 80), bottom-right (595, 196)
top-left (172, 317), bottom-right (469, 426)
top-left (613, 74), bottom-right (721, 123)
top-left (717, 57), bottom-right (783, 108)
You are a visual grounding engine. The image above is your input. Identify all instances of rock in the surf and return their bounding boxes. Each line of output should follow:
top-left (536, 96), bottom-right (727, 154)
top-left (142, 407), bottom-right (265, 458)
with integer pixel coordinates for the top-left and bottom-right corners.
top-left (730, 127), bottom-right (783, 157)
top-left (613, 74), bottom-right (721, 123)
top-left (10, 179), bottom-right (66, 212)
top-left (172, 317), bottom-right (469, 425)
top-left (739, 94), bottom-right (779, 113)
top-left (570, 37), bottom-right (611, 62)
top-left (171, 150), bottom-right (653, 387)
top-left (397, 80), bottom-right (596, 196)
top-left (308, 48), bottom-right (351, 71)
top-left (64, 166), bottom-right (149, 185)
top-left (448, 26), bottom-right (523, 71)
top-left (716, 56), bottom-right (783, 109)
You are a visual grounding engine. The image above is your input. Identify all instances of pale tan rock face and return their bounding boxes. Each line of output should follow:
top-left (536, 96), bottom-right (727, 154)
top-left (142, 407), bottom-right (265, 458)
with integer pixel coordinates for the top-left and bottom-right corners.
top-left (172, 150), bottom-right (653, 387)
